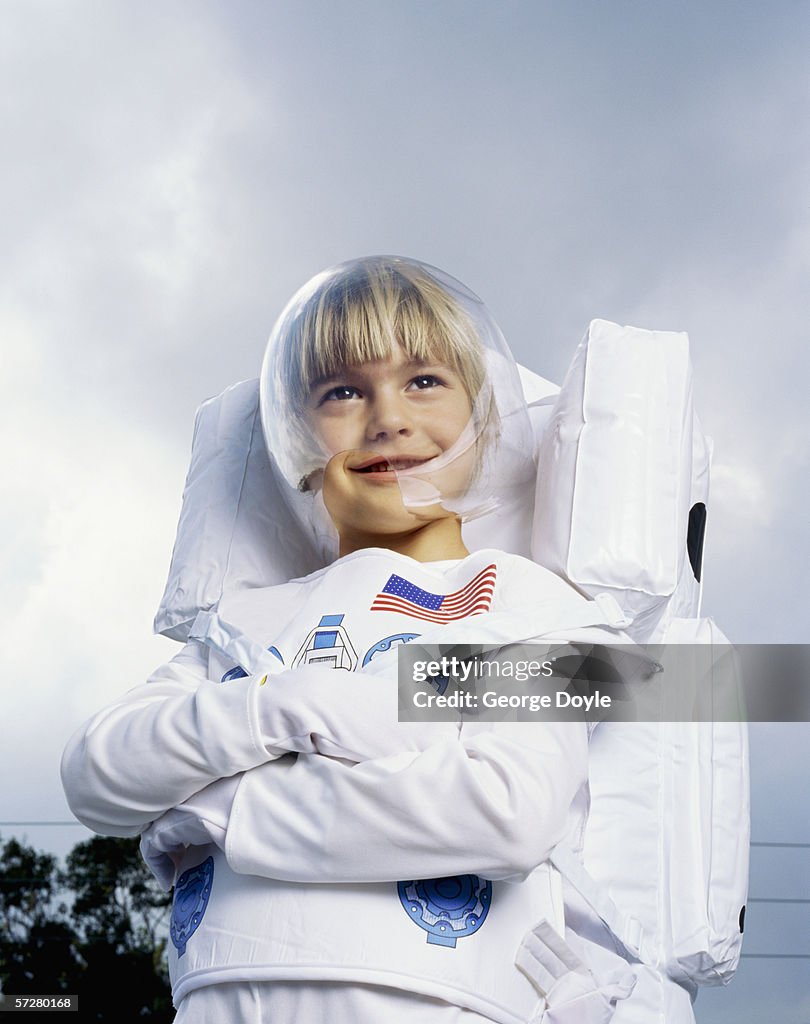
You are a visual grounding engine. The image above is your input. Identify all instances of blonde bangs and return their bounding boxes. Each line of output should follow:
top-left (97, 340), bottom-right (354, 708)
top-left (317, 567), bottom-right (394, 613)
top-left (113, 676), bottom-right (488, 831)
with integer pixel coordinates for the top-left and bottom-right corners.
top-left (284, 261), bottom-right (487, 411)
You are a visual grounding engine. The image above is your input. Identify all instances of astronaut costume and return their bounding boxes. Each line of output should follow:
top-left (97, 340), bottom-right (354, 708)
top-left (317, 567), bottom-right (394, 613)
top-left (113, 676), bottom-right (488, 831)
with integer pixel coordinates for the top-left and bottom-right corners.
top-left (61, 257), bottom-right (748, 1023)
top-left (82, 548), bottom-right (637, 1023)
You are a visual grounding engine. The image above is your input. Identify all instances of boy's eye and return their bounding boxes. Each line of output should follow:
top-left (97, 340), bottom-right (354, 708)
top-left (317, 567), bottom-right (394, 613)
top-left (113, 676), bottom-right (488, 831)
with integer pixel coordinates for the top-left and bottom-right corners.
top-left (320, 385), bottom-right (362, 403)
top-left (408, 374), bottom-right (443, 390)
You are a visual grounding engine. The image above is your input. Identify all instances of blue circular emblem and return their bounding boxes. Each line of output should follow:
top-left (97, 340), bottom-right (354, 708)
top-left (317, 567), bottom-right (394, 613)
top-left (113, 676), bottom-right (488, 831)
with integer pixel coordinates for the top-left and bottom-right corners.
top-left (362, 633), bottom-right (420, 666)
top-left (398, 875), bottom-right (492, 947)
top-left (170, 856), bottom-right (214, 957)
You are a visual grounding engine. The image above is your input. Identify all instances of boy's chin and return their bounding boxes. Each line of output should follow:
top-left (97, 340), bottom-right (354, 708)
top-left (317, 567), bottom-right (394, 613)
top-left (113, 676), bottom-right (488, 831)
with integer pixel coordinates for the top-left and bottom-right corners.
top-left (337, 502), bottom-right (457, 540)
top-left (381, 491), bottom-right (456, 524)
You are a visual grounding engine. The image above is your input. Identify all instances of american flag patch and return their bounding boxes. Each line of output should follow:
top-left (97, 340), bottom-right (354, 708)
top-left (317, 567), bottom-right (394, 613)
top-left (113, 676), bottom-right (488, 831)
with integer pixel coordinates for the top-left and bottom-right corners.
top-left (370, 564), bottom-right (496, 622)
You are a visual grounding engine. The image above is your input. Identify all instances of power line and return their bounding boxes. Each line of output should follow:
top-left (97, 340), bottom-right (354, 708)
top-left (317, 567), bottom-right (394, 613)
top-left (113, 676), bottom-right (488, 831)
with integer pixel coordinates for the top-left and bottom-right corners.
top-left (748, 898), bottom-right (810, 904)
top-left (3, 822), bottom-right (810, 843)
top-left (751, 841), bottom-right (810, 848)
top-left (0, 821), bottom-right (88, 827)
top-left (741, 954), bottom-right (810, 960)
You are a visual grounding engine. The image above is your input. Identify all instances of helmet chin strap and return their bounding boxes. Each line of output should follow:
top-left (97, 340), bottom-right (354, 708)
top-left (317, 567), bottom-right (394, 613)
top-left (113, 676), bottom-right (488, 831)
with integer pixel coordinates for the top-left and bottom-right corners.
top-left (392, 413), bottom-right (481, 510)
top-left (395, 476), bottom-right (443, 507)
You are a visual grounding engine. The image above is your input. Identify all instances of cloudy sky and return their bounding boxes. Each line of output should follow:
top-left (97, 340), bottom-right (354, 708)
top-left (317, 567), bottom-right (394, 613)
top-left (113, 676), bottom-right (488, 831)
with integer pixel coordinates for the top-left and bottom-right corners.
top-left (2, 2), bottom-right (808, 1020)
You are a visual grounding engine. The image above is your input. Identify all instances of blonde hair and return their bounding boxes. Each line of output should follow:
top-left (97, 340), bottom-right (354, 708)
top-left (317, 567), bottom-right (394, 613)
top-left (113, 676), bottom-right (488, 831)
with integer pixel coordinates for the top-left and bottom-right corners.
top-left (281, 259), bottom-right (489, 416)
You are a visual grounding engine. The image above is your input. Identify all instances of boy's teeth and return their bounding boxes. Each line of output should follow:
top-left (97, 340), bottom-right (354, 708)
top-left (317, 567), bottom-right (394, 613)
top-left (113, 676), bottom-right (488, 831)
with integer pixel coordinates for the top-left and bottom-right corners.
top-left (358, 458), bottom-right (424, 472)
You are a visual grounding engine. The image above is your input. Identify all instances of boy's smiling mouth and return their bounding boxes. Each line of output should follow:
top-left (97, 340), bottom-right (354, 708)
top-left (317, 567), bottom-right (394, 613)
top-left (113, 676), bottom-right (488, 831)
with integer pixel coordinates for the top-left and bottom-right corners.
top-left (349, 454), bottom-right (434, 474)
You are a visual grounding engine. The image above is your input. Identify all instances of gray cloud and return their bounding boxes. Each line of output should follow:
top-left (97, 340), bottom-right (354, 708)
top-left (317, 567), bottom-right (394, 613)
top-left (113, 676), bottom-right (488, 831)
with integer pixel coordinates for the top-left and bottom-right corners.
top-left (2, 2), bottom-right (807, 1017)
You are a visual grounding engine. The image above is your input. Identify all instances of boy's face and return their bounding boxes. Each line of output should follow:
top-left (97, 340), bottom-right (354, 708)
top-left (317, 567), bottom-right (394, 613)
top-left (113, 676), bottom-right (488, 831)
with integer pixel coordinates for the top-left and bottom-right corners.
top-left (305, 343), bottom-right (476, 540)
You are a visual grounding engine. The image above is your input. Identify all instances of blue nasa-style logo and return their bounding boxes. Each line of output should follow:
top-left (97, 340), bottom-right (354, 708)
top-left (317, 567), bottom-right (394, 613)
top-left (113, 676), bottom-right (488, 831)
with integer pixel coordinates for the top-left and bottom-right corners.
top-left (221, 646), bottom-right (283, 682)
top-left (293, 614), bottom-right (357, 670)
top-left (398, 875), bottom-right (492, 948)
top-left (170, 856), bottom-right (214, 957)
top-left (362, 632), bottom-right (420, 666)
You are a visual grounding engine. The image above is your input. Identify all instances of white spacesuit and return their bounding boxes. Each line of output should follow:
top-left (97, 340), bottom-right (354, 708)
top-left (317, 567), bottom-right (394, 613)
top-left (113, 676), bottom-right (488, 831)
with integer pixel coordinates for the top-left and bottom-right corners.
top-left (76, 548), bottom-right (640, 1022)
top-left (61, 257), bottom-right (748, 1023)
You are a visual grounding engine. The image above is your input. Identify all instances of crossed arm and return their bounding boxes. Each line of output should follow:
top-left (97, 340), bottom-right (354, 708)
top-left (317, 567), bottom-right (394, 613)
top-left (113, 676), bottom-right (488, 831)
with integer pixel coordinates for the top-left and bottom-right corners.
top-left (60, 639), bottom-right (462, 835)
top-left (61, 637), bottom-right (588, 887)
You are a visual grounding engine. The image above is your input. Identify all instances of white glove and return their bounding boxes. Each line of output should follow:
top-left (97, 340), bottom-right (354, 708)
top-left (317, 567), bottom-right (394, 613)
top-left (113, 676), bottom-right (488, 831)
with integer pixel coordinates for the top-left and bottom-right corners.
top-left (518, 919), bottom-right (636, 1024)
top-left (139, 775), bottom-right (239, 889)
top-left (534, 968), bottom-right (637, 1024)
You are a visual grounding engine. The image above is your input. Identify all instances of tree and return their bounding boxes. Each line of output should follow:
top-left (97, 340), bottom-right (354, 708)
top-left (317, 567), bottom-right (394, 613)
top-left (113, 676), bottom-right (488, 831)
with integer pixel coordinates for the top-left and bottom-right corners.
top-left (0, 837), bottom-right (80, 997)
top-left (0, 834), bottom-right (173, 1022)
top-left (62, 836), bottom-right (173, 1021)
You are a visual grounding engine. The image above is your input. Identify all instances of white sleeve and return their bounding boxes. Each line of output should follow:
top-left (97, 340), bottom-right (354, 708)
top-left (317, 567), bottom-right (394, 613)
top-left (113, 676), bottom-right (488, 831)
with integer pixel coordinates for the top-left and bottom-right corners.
top-left (60, 643), bottom-right (268, 837)
top-left (222, 720), bottom-right (588, 883)
top-left (60, 643), bottom-right (453, 838)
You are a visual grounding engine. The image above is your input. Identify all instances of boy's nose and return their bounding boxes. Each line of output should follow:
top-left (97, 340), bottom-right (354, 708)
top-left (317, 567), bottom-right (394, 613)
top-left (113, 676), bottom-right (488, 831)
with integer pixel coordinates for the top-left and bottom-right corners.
top-left (365, 395), bottom-right (413, 442)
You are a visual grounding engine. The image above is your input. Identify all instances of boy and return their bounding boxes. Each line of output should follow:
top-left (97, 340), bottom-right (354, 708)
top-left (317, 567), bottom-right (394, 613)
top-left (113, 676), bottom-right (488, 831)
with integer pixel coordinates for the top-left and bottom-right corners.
top-left (62, 257), bottom-right (636, 1023)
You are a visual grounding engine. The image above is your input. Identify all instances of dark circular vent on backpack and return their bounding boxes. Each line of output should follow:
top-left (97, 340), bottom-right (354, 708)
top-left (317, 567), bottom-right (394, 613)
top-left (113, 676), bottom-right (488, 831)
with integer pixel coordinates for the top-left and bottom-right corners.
top-left (687, 502), bottom-right (707, 582)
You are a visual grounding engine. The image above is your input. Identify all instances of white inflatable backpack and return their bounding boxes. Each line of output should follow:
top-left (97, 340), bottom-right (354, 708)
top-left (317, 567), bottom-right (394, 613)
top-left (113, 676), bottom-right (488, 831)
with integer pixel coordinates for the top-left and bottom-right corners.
top-left (154, 318), bottom-right (749, 996)
top-left (530, 320), bottom-right (749, 988)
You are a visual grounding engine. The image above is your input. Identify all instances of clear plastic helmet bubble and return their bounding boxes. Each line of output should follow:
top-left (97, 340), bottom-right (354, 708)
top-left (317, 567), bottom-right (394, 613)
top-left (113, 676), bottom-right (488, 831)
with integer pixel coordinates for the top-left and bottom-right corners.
top-left (259, 255), bottom-right (536, 561)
